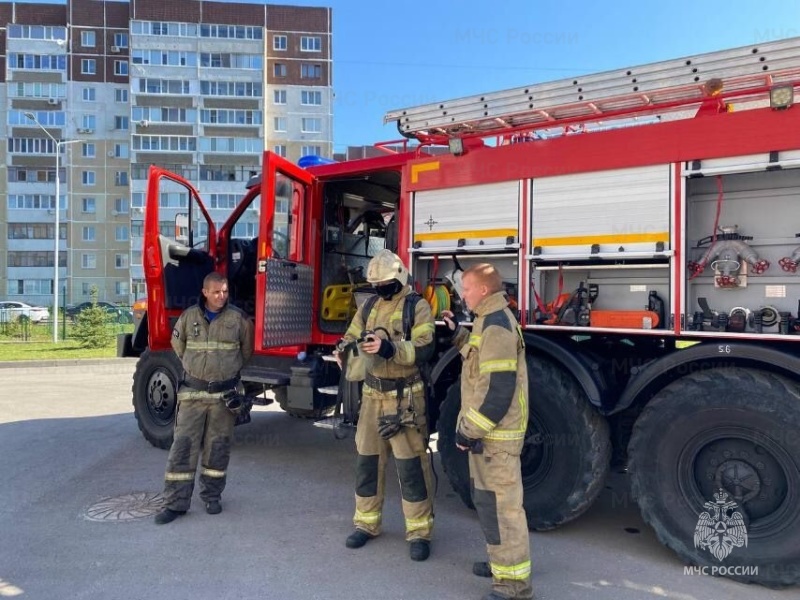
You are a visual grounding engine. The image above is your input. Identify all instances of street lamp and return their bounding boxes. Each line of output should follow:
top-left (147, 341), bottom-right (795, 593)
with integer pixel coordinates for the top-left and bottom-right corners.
top-left (24, 112), bottom-right (81, 343)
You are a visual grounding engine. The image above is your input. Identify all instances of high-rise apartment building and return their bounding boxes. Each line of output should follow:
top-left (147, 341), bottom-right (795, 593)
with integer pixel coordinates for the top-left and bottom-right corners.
top-left (0, 0), bottom-right (333, 306)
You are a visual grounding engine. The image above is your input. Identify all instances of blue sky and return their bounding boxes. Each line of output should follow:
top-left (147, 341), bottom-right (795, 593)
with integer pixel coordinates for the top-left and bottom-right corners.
top-left (20, 0), bottom-right (800, 152)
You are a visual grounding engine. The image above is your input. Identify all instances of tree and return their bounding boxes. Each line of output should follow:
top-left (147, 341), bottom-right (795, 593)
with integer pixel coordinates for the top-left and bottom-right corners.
top-left (71, 287), bottom-right (114, 348)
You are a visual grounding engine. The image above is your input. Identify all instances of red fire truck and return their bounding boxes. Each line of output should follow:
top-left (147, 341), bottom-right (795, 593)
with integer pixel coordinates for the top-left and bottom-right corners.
top-left (121, 37), bottom-right (800, 585)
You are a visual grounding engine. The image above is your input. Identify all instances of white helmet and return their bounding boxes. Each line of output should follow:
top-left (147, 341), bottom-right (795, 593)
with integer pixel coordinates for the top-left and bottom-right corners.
top-left (366, 249), bottom-right (408, 286)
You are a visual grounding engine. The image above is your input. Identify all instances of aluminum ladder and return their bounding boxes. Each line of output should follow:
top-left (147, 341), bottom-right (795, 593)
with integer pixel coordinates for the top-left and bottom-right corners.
top-left (384, 36), bottom-right (800, 139)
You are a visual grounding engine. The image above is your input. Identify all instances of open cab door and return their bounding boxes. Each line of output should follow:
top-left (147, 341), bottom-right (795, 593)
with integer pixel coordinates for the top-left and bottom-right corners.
top-left (256, 151), bottom-right (316, 349)
top-left (143, 166), bottom-right (217, 350)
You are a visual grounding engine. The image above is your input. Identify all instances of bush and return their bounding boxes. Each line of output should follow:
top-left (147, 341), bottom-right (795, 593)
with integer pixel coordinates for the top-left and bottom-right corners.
top-left (70, 287), bottom-right (114, 348)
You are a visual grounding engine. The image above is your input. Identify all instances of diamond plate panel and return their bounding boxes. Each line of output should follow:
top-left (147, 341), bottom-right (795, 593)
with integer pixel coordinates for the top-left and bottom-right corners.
top-left (263, 259), bottom-right (313, 348)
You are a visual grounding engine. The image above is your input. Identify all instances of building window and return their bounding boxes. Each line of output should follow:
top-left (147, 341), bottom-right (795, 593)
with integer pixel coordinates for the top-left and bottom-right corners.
top-left (273, 90), bottom-right (286, 105)
top-left (114, 60), bottom-right (128, 76)
top-left (115, 88), bottom-right (128, 102)
top-left (273, 145), bottom-right (286, 157)
top-left (115, 226), bottom-right (129, 241)
top-left (81, 31), bottom-right (96, 47)
top-left (274, 117), bottom-right (287, 132)
top-left (274, 63), bottom-right (286, 77)
top-left (273, 35), bottom-right (287, 50)
top-left (81, 197), bottom-right (96, 213)
top-left (114, 143), bottom-right (129, 159)
top-left (113, 33), bottom-right (128, 48)
top-left (114, 198), bottom-right (129, 214)
top-left (301, 145), bottom-right (322, 157)
top-left (300, 36), bottom-right (321, 52)
top-left (81, 253), bottom-right (96, 269)
top-left (114, 116), bottom-right (129, 130)
top-left (81, 59), bottom-right (96, 75)
top-left (301, 118), bottom-right (322, 133)
top-left (82, 115), bottom-right (97, 130)
top-left (301, 90), bottom-right (322, 105)
top-left (82, 226), bottom-right (96, 241)
top-left (82, 87), bottom-right (96, 101)
top-left (115, 281), bottom-right (129, 296)
top-left (82, 143), bottom-right (96, 158)
top-left (81, 282), bottom-right (91, 296)
top-left (82, 171), bottom-right (96, 186)
top-left (301, 64), bottom-right (321, 79)
top-left (115, 171), bottom-right (129, 186)
top-left (115, 254), bottom-right (129, 269)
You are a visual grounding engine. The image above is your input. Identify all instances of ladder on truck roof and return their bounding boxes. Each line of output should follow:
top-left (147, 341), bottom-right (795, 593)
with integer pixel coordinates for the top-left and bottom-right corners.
top-left (384, 36), bottom-right (800, 140)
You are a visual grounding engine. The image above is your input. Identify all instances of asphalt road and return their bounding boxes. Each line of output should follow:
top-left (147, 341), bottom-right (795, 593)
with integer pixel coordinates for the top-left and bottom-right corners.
top-left (0, 359), bottom-right (794, 600)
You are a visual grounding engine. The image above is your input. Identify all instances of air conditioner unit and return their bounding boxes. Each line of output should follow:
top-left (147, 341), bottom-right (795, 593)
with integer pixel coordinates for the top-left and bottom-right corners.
top-left (47, 98), bottom-right (59, 106)
top-left (107, 150), bottom-right (115, 157)
top-left (77, 128), bottom-right (94, 134)
top-left (139, 120), bottom-right (150, 128)
top-left (47, 209), bottom-right (55, 214)
top-left (111, 45), bottom-right (121, 53)
top-left (111, 210), bottom-right (119, 216)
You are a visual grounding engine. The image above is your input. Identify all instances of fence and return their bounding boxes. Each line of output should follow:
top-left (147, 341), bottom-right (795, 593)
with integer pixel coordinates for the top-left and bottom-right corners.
top-left (0, 306), bottom-right (134, 343)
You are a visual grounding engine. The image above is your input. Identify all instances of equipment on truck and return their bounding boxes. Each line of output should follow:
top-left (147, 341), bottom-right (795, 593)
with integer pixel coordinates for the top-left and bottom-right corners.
top-left (122, 35), bottom-right (800, 587)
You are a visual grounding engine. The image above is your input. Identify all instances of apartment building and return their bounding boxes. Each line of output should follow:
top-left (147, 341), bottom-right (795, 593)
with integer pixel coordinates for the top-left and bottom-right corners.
top-left (0, 0), bottom-right (333, 306)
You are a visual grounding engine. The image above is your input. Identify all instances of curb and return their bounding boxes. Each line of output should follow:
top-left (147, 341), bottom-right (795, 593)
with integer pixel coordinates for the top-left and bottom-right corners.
top-left (0, 357), bottom-right (138, 369)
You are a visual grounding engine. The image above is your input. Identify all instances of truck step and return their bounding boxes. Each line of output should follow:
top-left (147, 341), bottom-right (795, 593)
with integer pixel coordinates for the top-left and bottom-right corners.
top-left (316, 385), bottom-right (340, 395)
top-left (240, 366), bottom-right (290, 386)
top-left (313, 416), bottom-right (354, 430)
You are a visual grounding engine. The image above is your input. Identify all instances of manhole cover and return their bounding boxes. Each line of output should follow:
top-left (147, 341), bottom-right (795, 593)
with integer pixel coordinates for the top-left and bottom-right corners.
top-left (84, 492), bottom-right (165, 522)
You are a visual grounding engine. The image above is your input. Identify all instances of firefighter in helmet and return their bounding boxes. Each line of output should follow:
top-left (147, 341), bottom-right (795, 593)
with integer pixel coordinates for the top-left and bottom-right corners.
top-left (336, 249), bottom-right (436, 561)
top-left (443, 263), bottom-right (532, 600)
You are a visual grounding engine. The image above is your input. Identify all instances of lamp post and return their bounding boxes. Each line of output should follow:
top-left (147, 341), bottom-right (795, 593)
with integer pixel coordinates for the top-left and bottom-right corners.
top-left (24, 112), bottom-right (81, 343)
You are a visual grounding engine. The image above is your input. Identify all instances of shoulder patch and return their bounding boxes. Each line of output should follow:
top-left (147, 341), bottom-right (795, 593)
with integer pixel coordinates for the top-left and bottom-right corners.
top-left (172, 329), bottom-right (180, 339)
top-left (483, 309), bottom-right (512, 332)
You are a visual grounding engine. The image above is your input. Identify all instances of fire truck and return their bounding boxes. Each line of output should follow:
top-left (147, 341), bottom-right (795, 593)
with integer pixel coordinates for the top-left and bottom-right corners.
top-left (120, 37), bottom-right (800, 586)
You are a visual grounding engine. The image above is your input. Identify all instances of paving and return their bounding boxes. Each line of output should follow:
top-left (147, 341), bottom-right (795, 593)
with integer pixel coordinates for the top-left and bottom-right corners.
top-left (0, 360), bottom-right (793, 600)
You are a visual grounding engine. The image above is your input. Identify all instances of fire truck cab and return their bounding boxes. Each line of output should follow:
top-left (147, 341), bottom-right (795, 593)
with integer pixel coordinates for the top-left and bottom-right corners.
top-left (122, 36), bottom-right (800, 586)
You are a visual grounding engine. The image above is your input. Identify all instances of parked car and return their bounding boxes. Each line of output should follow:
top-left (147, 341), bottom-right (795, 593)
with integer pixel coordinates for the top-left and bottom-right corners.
top-left (65, 301), bottom-right (133, 324)
top-left (0, 301), bottom-right (50, 323)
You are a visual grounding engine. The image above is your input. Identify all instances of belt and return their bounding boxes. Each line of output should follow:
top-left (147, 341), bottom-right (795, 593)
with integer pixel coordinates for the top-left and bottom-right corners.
top-left (364, 373), bottom-right (422, 394)
top-left (183, 373), bottom-right (239, 393)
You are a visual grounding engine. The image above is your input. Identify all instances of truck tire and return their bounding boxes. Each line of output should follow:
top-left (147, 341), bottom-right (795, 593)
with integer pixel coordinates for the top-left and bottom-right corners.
top-left (132, 349), bottom-right (181, 449)
top-left (438, 355), bottom-right (612, 530)
top-left (628, 368), bottom-right (800, 587)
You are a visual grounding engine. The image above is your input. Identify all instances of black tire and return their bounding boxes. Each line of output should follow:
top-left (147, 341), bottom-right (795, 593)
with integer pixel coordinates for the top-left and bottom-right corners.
top-left (131, 349), bottom-right (181, 449)
top-left (438, 355), bottom-right (612, 530)
top-left (628, 368), bottom-right (800, 587)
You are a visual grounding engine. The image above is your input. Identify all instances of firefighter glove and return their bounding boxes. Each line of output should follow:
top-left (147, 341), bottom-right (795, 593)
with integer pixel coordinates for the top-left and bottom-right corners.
top-left (377, 414), bottom-right (402, 440)
top-left (456, 428), bottom-right (483, 454)
top-left (376, 338), bottom-right (396, 359)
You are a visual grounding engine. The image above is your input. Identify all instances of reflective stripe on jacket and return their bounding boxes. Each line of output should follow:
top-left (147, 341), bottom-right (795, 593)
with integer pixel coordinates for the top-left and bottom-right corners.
top-left (342, 286), bottom-right (435, 382)
top-left (171, 301), bottom-right (254, 382)
top-left (452, 292), bottom-right (528, 450)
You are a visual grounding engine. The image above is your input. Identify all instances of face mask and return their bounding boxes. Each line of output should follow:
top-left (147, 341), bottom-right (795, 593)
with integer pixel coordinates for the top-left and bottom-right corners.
top-left (374, 280), bottom-right (403, 300)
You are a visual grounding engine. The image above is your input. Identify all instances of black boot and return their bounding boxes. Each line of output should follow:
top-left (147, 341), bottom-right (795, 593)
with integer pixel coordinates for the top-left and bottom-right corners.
top-left (409, 539), bottom-right (430, 561)
top-left (345, 530), bottom-right (373, 548)
top-left (205, 501), bottom-right (222, 515)
top-left (154, 508), bottom-right (186, 525)
top-left (473, 561), bottom-right (492, 577)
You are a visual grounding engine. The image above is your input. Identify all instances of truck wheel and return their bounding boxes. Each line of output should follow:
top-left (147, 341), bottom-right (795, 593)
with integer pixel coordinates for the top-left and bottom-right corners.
top-left (132, 349), bottom-right (181, 449)
top-left (628, 368), bottom-right (800, 587)
top-left (438, 356), bottom-right (612, 530)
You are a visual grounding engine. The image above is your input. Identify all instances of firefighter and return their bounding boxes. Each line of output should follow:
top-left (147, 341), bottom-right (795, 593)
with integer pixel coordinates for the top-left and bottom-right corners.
top-left (443, 263), bottom-right (532, 600)
top-left (335, 249), bottom-right (436, 561)
top-left (153, 272), bottom-right (254, 525)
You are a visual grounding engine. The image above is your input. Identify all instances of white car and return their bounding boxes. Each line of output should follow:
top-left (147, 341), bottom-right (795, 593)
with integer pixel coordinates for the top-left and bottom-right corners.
top-left (0, 301), bottom-right (50, 323)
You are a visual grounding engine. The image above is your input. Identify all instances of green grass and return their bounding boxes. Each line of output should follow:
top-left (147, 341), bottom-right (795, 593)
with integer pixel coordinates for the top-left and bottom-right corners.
top-left (0, 322), bottom-right (133, 362)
